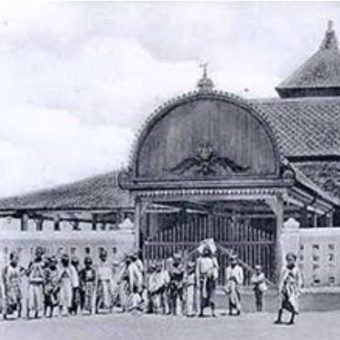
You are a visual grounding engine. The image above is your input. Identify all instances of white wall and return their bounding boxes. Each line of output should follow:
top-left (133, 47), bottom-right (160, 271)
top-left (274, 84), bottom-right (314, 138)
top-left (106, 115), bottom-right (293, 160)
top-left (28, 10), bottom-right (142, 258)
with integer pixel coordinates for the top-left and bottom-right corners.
top-left (299, 228), bottom-right (340, 288)
top-left (0, 217), bottom-right (135, 269)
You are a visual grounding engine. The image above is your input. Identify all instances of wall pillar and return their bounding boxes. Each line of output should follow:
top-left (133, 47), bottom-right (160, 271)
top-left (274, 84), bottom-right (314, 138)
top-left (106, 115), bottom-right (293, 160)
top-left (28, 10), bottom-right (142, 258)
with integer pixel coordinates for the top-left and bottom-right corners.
top-left (92, 214), bottom-right (97, 231)
top-left (328, 211), bottom-right (334, 228)
top-left (275, 194), bottom-right (284, 284)
top-left (281, 217), bottom-right (300, 261)
top-left (20, 212), bottom-right (28, 231)
top-left (134, 196), bottom-right (142, 251)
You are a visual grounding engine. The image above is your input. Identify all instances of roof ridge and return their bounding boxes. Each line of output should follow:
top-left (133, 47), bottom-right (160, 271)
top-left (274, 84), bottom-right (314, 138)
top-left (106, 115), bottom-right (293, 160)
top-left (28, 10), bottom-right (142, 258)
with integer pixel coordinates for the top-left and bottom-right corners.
top-left (276, 21), bottom-right (340, 98)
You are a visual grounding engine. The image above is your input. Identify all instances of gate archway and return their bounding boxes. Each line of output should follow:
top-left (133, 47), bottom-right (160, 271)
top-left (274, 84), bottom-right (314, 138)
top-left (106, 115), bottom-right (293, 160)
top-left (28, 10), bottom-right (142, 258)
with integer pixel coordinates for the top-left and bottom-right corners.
top-left (119, 85), bottom-right (338, 285)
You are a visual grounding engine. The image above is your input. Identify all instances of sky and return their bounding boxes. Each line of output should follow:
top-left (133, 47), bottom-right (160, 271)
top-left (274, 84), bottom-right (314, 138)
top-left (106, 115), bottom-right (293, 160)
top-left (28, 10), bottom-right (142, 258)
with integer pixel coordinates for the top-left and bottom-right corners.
top-left (0, 1), bottom-right (339, 197)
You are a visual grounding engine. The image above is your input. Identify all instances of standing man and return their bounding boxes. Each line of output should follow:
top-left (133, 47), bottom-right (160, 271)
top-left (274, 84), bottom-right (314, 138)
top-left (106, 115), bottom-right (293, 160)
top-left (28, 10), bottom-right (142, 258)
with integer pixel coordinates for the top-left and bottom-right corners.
top-left (250, 265), bottom-right (267, 312)
top-left (196, 245), bottom-right (219, 317)
top-left (275, 253), bottom-right (303, 325)
top-left (70, 256), bottom-right (80, 315)
top-left (26, 247), bottom-right (45, 319)
top-left (184, 261), bottom-right (197, 317)
top-left (96, 249), bottom-right (113, 314)
top-left (167, 253), bottom-right (185, 316)
top-left (43, 256), bottom-right (60, 318)
top-left (79, 256), bottom-right (96, 315)
top-left (58, 253), bottom-right (76, 317)
top-left (128, 252), bottom-right (144, 312)
top-left (225, 254), bottom-right (244, 316)
top-left (3, 251), bottom-right (25, 320)
top-left (117, 254), bottom-right (132, 312)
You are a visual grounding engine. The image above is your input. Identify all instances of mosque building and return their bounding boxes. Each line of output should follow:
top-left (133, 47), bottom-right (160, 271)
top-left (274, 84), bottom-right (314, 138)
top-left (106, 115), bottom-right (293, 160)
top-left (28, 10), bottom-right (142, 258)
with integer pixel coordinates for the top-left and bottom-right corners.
top-left (1, 22), bottom-right (340, 288)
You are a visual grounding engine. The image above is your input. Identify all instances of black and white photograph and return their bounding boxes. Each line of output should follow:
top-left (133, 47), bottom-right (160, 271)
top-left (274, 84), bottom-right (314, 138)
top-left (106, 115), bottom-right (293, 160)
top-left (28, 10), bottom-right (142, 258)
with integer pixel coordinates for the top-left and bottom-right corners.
top-left (1, 1), bottom-right (340, 339)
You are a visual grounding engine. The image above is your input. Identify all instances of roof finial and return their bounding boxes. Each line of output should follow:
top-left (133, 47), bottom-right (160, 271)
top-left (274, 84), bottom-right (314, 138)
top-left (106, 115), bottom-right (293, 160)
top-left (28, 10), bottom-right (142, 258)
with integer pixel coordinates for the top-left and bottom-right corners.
top-left (320, 20), bottom-right (338, 50)
top-left (197, 62), bottom-right (214, 93)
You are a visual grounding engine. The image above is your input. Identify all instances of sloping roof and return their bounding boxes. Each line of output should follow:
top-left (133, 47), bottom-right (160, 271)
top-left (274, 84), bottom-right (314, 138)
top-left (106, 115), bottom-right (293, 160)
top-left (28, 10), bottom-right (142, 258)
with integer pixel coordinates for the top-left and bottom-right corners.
top-left (294, 161), bottom-right (340, 198)
top-left (1, 95), bottom-right (340, 211)
top-left (252, 96), bottom-right (340, 158)
top-left (277, 22), bottom-right (340, 91)
top-left (0, 171), bottom-right (133, 211)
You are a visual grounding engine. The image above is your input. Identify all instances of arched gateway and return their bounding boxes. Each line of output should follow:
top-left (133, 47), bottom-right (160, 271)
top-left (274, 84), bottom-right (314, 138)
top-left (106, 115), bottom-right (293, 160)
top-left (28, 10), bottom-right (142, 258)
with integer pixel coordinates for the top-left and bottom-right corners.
top-left (119, 74), bottom-right (338, 285)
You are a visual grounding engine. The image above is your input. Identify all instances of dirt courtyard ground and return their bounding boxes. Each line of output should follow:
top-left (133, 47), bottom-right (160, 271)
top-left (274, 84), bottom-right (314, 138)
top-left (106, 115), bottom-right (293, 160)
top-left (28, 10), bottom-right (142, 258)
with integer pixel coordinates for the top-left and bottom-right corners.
top-left (0, 310), bottom-right (339, 340)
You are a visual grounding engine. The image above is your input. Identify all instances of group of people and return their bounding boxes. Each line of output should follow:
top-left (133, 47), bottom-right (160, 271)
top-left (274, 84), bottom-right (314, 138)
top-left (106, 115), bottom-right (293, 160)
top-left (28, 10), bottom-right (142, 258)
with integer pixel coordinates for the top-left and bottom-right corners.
top-left (0, 246), bottom-right (144, 320)
top-left (0, 241), bottom-right (303, 325)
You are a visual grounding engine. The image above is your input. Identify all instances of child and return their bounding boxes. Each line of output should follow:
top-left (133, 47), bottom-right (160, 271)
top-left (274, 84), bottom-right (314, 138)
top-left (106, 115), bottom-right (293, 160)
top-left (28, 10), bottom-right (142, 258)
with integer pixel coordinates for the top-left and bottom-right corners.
top-left (250, 265), bottom-right (267, 312)
top-left (27, 247), bottom-right (45, 319)
top-left (167, 253), bottom-right (185, 316)
top-left (79, 256), bottom-right (96, 315)
top-left (275, 253), bottom-right (303, 325)
top-left (225, 254), bottom-right (244, 316)
top-left (43, 256), bottom-right (60, 318)
top-left (3, 252), bottom-right (25, 320)
top-left (185, 261), bottom-right (196, 317)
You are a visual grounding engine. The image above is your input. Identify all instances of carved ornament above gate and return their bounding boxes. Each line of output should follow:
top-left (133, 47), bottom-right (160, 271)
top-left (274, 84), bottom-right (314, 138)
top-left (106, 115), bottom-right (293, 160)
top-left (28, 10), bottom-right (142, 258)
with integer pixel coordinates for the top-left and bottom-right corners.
top-left (169, 143), bottom-right (250, 176)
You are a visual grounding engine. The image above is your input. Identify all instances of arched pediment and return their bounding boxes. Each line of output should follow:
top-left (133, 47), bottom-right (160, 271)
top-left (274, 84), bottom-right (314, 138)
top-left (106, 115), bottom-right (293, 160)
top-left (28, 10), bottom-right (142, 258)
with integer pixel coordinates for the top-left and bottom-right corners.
top-left (131, 92), bottom-right (281, 183)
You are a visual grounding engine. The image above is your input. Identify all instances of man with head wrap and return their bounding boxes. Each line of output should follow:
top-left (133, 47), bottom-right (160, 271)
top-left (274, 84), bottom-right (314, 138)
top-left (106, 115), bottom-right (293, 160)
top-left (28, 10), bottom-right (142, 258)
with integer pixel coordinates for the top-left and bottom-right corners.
top-left (225, 254), bottom-right (244, 316)
top-left (275, 253), bottom-right (303, 325)
top-left (79, 256), bottom-right (96, 315)
top-left (3, 251), bottom-right (25, 319)
top-left (196, 245), bottom-right (219, 317)
top-left (43, 256), bottom-right (59, 317)
top-left (167, 252), bottom-right (185, 316)
top-left (96, 249), bottom-right (114, 314)
top-left (27, 246), bottom-right (45, 319)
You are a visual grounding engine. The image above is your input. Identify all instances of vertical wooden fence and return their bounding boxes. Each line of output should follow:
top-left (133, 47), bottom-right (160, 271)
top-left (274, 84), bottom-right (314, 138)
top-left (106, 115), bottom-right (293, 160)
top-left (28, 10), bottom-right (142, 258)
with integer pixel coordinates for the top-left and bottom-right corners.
top-left (143, 214), bottom-right (276, 285)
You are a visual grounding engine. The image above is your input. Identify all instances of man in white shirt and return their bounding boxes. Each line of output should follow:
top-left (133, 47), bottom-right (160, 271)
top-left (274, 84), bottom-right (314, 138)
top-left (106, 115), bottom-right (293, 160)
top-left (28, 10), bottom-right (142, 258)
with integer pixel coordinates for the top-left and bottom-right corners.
top-left (96, 249), bottom-right (113, 314)
top-left (225, 254), bottom-right (244, 316)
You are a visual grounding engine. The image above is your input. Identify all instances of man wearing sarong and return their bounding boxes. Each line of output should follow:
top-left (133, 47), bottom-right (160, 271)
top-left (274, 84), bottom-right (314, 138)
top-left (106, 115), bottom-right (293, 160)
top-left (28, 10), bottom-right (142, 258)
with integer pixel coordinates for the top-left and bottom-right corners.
top-left (147, 262), bottom-right (162, 314)
top-left (160, 264), bottom-right (170, 314)
top-left (96, 249), bottom-right (113, 314)
top-left (3, 252), bottom-right (25, 319)
top-left (196, 245), bottom-right (219, 317)
top-left (70, 256), bottom-right (80, 315)
top-left (184, 261), bottom-right (196, 317)
top-left (27, 247), bottom-right (45, 319)
top-left (225, 254), bottom-right (244, 316)
top-left (167, 253), bottom-right (185, 316)
top-left (127, 253), bottom-right (144, 312)
top-left (79, 256), bottom-right (96, 315)
top-left (275, 253), bottom-right (303, 325)
top-left (250, 265), bottom-right (266, 312)
top-left (43, 256), bottom-right (60, 318)
top-left (117, 255), bottom-right (132, 312)
top-left (58, 253), bottom-right (77, 316)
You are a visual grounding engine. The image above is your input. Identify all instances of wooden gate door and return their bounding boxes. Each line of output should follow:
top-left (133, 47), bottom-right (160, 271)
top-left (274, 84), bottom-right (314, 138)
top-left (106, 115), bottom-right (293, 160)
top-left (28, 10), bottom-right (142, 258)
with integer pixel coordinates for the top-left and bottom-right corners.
top-left (143, 213), bottom-right (276, 285)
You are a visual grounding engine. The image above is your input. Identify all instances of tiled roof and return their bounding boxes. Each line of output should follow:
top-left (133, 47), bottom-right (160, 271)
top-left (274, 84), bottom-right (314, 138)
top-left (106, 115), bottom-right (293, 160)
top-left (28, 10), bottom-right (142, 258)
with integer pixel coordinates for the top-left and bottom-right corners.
top-left (294, 161), bottom-right (340, 198)
top-left (252, 96), bottom-right (340, 157)
top-left (277, 48), bottom-right (340, 90)
top-left (2, 96), bottom-right (340, 210)
top-left (277, 22), bottom-right (340, 91)
top-left (0, 171), bottom-right (133, 211)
